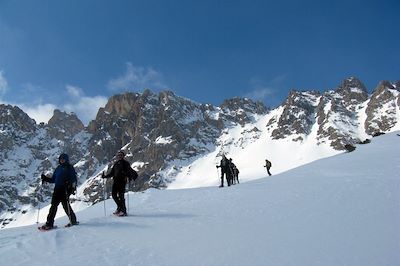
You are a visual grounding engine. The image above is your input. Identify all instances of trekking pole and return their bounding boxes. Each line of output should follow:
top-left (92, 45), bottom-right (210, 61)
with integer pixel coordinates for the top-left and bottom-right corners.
top-left (103, 177), bottom-right (107, 217)
top-left (216, 166), bottom-right (220, 186)
top-left (127, 181), bottom-right (130, 216)
top-left (65, 188), bottom-right (72, 224)
top-left (36, 183), bottom-right (43, 224)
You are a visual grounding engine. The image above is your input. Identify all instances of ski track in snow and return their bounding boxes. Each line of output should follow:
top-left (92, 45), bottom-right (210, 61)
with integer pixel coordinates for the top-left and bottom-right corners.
top-left (0, 132), bottom-right (399, 265)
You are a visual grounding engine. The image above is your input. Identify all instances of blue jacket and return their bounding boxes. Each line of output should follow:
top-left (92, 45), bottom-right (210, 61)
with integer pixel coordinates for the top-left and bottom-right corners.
top-left (49, 154), bottom-right (77, 188)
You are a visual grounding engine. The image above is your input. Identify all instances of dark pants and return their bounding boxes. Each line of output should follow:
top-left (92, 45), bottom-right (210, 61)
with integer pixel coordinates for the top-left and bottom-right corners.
top-left (266, 167), bottom-right (272, 176)
top-left (47, 186), bottom-right (77, 226)
top-left (112, 182), bottom-right (126, 213)
top-left (220, 170), bottom-right (231, 187)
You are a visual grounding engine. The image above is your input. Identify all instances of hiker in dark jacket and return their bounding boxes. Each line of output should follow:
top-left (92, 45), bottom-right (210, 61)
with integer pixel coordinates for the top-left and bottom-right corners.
top-left (216, 154), bottom-right (230, 187)
top-left (40, 153), bottom-right (78, 230)
top-left (102, 150), bottom-right (137, 216)
top-left (264, 159), bottom-right (272, 176)
top-left (232, 164), bottom-right (240, 184)
top-left (228, 158), bottom-right (236, 185)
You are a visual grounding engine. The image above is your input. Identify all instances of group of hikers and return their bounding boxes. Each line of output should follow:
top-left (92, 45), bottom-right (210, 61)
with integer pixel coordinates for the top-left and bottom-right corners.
top-left (216, 154), bottom-right (272, 188)
top-left (38, 150), bottom-right (271, 230)
top-left (39, 150), bottom-right (137, 231)
top-left (216, 155), bottom-right (240, 187)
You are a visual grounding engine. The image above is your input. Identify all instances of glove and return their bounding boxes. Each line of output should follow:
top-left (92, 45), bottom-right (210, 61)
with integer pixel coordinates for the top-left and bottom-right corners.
top-left (101, 172), bottom-right (105, 178)
top-left (41, 173), bottom-right (48, 182)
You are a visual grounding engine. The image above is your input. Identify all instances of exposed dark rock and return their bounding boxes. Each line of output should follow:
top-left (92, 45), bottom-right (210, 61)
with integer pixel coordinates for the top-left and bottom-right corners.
top-left (271, 90), bottom-right (320, 140)
top-left (1, 79), bottom-right (399, 227)
top-left (365, 81), bottom-right (398, 135)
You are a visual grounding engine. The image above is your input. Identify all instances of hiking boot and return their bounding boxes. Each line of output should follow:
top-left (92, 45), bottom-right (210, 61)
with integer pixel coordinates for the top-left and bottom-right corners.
top-left (40, 224), bottom-right (54, 230)
top-left (65, 221), bottom-right (79, 227)
top-left (116, 211), bottom-right (127, 217)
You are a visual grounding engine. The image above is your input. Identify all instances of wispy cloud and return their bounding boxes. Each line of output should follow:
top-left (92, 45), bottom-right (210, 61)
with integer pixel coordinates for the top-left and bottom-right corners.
top-left (20, 85), bottom-right (107, 125)
top-left (63, 85), bottom-right (108, 125)
top-left (0, 72), bottom-right (51, 121)
top-left (107, 62), bottom-right (168, 91)
top-left (0, 70), bottom-right (9, 99)
top-left (0, 71), bottom-right (107, 125)
top-left (245, 75), bottom-right (287, 106)
top-left (20, 103), bottom-right (58, 124)
top-left (66, 85), bottom-right (83, 98)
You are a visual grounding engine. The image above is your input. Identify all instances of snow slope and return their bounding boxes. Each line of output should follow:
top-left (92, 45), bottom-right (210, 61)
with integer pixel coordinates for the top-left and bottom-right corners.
top-left (167, 110), bottom-right (340, 189)
top-left (0, 132), bottom-right (399, 266)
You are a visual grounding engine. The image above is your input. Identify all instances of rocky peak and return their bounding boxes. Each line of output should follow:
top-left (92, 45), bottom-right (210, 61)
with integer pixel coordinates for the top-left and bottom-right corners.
top-left (103, 92), bottom-right (142, 117)
top-left (220, 97), bottom-right (267, 125)
top-left (335, 77), bottom-right (368, 105)
top-left (271, 90), bottom-right (320, 140)
top-left (367, 81), bottom-right (398, 109)
top-left (393, 80), bottom-right (400, 90)
top-left (220, 97), bottom-right (267, 114)
top-left (0, 104), bottom-right (36, 133)
top-left (365, 80), bottom-right (399, 136)
top-left (47, 109), bottom-right (84, 137)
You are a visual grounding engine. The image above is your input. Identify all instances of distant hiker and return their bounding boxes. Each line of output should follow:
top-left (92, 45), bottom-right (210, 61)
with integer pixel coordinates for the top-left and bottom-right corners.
top-left (40, 153), bottom-right (78, 230)
top-left (228, 158), bottom-right (236, 185)
top-left (232, 164), bottom-right (240, 184)
top-left (216, 154), bottom-right (230, 187)
top-left (102, 150), bottom-right (137, 216)
top-left (264, 159), bottom-right (272, 176)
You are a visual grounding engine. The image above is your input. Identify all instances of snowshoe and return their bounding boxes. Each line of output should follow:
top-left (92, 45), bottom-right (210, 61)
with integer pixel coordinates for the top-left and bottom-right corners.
top-left (65, 221), bottom-right (79, 228)
top-left (38, 224), bottom-right (57, 231)
top-left (114, 211), bottom-right (127, 217)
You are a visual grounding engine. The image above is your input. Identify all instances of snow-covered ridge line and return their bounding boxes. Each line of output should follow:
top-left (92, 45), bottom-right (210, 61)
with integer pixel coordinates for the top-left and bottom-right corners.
top-left (0, 78), bottom-right (399, 228)
top-left (1, 131), bottom-right (398, 265)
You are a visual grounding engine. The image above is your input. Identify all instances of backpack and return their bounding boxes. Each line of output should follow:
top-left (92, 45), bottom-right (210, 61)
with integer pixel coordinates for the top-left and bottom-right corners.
top-left (266, 160), bottom-right (272, 168)
top-left (66, 180), bottom-right (77, 195)
top-left (129, 168), bottom-right (138, 181)
top-left (65, 164), bottom-right (77, 195)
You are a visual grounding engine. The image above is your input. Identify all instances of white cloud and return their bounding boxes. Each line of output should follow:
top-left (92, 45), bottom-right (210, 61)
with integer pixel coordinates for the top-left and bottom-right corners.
top-left (66, 85), bottom-right (83, 98)
top-left (245, 75), bottom-right (287, 104)
top-left (107, 62), bottom-right (168, 91)
top-left (0, 70), bottom-right (9, 98)
top-left (63, 84), bottom-right (108, 125)
top-left (245, 87), bottom-right (274, 100)
top-left (245, 78), bottom-right (275, 101)
top-left (20, 103), bottom-right (57, 124)
top-left (4, 81), bottom-right (107, 125)
top-left (0, 69), bottom-right (106, 125)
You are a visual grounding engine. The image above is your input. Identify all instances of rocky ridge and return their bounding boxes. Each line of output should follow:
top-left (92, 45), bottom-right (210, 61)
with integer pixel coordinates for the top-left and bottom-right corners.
top-left (0, 77), bottom-right (399, 227)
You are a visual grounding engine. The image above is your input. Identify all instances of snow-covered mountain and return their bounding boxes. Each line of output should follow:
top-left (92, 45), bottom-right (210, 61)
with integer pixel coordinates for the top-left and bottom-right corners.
top-left (1, 131), bottom-right (399, 265)
top-left (1, 77), bottom-right (399, 228)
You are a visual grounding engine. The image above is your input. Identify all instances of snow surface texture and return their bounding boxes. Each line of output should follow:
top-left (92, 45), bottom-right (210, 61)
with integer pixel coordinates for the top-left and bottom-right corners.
top-left (0, 131), bottom-right (399, 266)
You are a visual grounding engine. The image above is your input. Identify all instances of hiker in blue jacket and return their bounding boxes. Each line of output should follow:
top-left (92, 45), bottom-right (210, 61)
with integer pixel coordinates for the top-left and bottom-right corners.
top-left (40, 153), bottom-right (78, 230)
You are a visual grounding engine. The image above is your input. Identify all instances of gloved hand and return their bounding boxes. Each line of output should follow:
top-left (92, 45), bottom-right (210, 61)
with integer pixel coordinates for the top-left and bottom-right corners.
top-left (41, 174), bottom-right (48, 184)
top-left (101, 172), bottom-right (105, 178)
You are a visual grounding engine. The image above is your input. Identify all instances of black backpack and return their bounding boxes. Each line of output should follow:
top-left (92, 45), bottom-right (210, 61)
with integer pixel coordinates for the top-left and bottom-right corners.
top-left (64, 164), bottom-right (77, 195)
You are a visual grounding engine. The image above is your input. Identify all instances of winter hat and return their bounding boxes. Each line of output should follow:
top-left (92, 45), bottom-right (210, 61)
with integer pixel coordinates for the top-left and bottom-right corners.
top-left (59, 153), bottom-right (69, 163)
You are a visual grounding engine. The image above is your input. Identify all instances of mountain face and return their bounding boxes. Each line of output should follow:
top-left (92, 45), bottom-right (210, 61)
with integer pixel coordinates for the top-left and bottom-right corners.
top-left (1, 77), bottom-right (399, 228)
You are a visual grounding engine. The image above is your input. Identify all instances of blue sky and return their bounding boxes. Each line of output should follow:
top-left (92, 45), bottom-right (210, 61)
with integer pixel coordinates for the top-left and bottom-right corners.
top-left (0, 0), bottom-right (399, 124)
